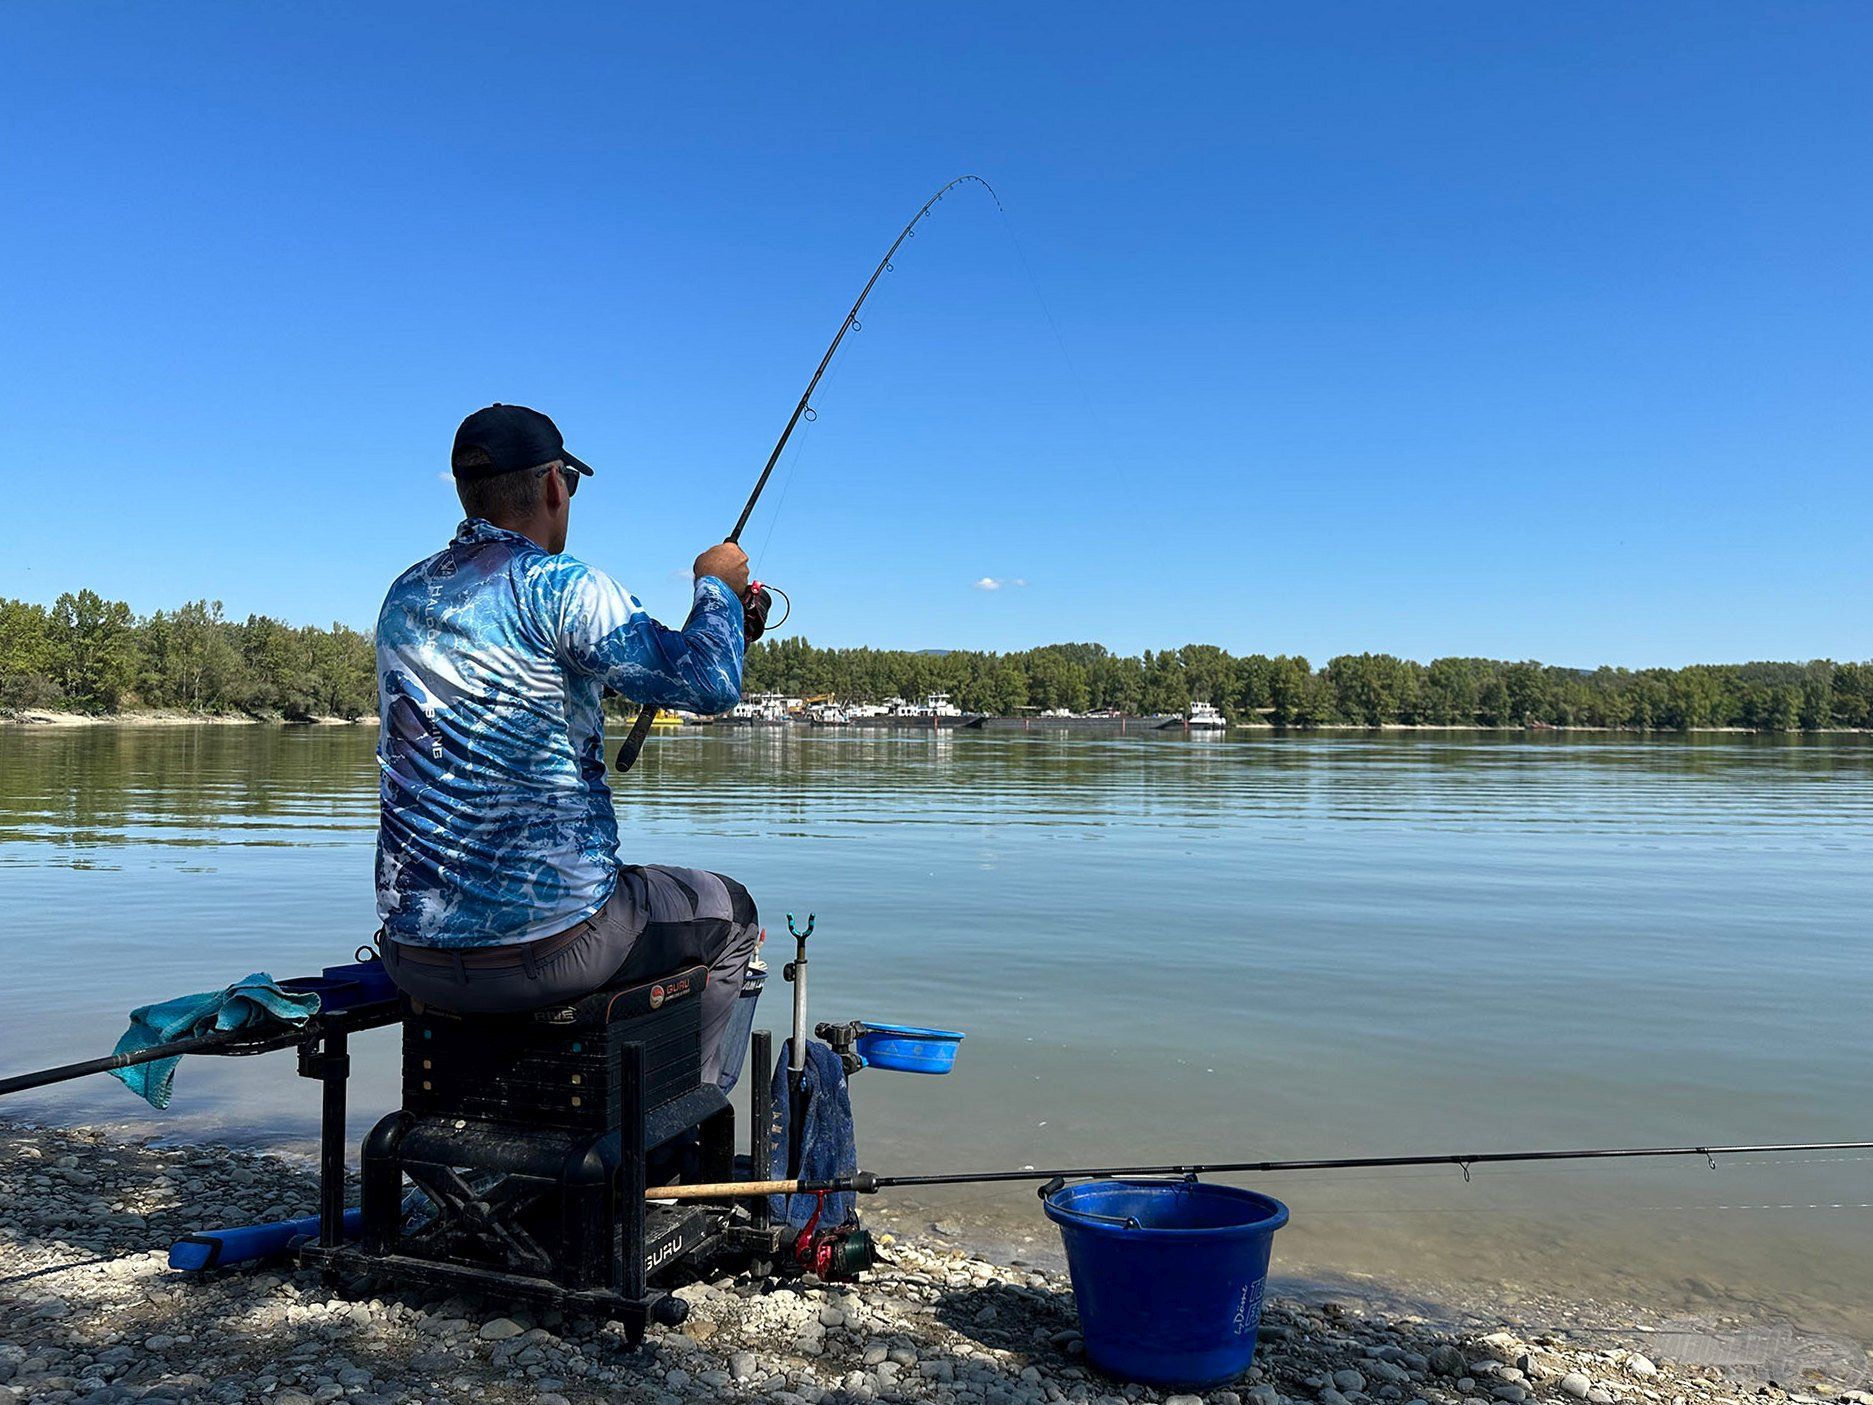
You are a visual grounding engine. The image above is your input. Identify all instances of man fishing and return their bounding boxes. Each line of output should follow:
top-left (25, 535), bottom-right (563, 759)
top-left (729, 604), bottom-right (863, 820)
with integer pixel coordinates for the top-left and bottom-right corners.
top-left (373, 403), bottom-right (759, 1091)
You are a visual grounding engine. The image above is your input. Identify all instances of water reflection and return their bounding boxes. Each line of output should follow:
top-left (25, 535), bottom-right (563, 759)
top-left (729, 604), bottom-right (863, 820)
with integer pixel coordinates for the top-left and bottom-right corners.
top-left (1, 724), bottom-right (1869, 1338)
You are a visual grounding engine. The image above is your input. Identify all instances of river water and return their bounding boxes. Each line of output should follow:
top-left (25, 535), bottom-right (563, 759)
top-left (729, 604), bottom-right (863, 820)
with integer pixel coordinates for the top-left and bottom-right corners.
top-left (3, 724), bottom-right (1870, 1339)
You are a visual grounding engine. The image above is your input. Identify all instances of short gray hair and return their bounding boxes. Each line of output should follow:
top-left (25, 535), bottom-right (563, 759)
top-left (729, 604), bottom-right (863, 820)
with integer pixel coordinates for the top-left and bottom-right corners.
top-left (453, 448), bottom-right (556, 522)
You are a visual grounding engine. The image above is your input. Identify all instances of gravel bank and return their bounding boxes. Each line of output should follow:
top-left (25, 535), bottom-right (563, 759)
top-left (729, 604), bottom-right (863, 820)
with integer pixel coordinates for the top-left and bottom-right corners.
top-left (3, 1123), bottom-right (1867, 1405)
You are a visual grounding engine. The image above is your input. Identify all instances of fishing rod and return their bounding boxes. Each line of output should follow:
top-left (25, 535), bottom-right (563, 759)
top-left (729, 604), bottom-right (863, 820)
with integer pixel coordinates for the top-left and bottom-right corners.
top-left (646, 1137), bottom-right (1873, 1202)
top-left (614, 173), bottom-right (1000, 773)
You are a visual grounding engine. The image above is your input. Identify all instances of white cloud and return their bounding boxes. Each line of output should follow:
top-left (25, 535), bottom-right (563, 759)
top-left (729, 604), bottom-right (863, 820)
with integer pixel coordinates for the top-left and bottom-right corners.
top-left (437, 471), bottom-right (455, 485)
top-left (973, 577), bottom-right (1028, 592)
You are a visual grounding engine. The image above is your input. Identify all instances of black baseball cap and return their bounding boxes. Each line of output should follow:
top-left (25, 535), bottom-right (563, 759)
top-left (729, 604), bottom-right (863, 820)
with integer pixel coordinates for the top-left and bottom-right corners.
top-left (451, 404), bottom-right (595, 482)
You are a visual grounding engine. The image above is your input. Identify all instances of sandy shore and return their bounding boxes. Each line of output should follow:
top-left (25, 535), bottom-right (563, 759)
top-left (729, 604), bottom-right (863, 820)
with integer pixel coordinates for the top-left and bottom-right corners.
top-left (2, 1122), bottom-right (1867, 1405)
top-left (1, 710), bottom-right (369, 728)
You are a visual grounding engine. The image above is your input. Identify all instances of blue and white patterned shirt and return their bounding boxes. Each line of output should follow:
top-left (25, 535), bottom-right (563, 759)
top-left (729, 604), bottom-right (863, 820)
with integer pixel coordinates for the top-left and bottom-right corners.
top-left (374, 519), bottom-right (745, 948)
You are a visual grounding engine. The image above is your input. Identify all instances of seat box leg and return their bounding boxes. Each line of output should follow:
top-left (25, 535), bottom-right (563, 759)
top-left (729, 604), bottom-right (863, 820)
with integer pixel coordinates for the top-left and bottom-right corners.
top-left (699, 1103), bottom-right (735, 1185)
top-left (559, 1132), bottom-right (619, 1293)
top-left (361, 1110), bottom-right (415, 1254)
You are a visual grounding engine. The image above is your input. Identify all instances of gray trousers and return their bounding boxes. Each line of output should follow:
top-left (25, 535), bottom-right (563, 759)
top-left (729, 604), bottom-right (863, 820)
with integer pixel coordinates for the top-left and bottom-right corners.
top-left (383, 865), bottom-right (760, 1090)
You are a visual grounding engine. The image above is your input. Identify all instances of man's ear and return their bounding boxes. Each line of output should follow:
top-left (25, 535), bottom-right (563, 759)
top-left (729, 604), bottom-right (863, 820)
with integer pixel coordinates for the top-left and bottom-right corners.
top-left (542, 463), bottom-right (569, 512)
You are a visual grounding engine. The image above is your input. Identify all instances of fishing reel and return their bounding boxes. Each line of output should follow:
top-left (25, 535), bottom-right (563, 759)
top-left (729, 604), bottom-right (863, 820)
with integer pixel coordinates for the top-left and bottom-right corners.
top-left (741, 581), bottom-right (787, 644)
top-left (792, 1190), bottom-right (875, 1280)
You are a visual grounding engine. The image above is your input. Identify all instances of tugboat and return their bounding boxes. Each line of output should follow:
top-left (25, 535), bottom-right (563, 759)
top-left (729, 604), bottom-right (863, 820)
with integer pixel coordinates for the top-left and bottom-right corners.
top-left (854, 693), bottom-right (981, 728)
top-left (724, 692), bottom-right (792, 725)
top-left (1186, 700), bottom-right (1228, 731)
top-left (890, 692), bottom-right (962, 719)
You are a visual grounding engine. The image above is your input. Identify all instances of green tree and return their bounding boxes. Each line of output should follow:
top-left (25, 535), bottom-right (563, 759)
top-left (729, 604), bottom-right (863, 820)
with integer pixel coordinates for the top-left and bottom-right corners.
top-left (1267, 656), bottom-right (1320, 727)
top-left (141, 600), bottom-right (244, 710)
top-left (47, 590), bottom-right (138, 712)
top-left (1502, 661), bottom-right (1548, 724)
top-left (1831, 662), bottom-right (1873, 728)
top-left (1420, 658), bottom-right (1477, 725)
top-left (1026, 651), bottom-right (1090, 711)
top-left (1326, 653), bottom-right (1410, 727)
top-left (306, 624), bottom-right (376, 718)
top-left (1476, 672), bottom-right (1511, 726)
top-left (0, 598), bottom-right (58, 708)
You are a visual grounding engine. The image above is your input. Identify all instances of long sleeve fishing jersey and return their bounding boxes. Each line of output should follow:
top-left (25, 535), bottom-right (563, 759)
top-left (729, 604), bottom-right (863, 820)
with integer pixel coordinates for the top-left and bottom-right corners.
top-left (374, 518), bottom-right (745, 949)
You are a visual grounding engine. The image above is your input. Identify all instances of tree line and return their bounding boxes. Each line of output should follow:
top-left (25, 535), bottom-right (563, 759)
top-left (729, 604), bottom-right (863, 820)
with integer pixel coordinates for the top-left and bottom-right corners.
top-left (0, 591), bottom-right (375, 719)
top-left (745, 639), bottom-right (1873, 732)
top-left (3, 589), bottom-right (1868, 731)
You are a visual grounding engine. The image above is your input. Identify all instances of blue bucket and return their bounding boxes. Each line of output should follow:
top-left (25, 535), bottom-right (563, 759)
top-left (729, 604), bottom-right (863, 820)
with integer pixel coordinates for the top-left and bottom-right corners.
top-left (1042, 1179), bottom-right (1289, 1387)
top-left (852, 1022), bottom-right (963, 1074)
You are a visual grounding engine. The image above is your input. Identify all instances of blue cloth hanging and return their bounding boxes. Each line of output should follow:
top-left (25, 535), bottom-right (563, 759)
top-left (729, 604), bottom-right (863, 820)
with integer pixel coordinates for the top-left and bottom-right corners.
top-left (768, 1039), bottom-right (859, 1232)
top-left (110, 973), bottom-right (321, 1109)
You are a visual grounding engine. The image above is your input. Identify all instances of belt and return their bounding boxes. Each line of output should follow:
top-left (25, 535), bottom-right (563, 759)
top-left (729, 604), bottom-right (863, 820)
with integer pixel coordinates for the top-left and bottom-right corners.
top-left (389, 920), bottom-right (591, 972)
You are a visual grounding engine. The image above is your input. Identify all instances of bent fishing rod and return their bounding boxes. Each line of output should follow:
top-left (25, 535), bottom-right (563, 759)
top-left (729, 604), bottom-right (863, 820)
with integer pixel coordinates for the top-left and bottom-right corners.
top-left (614, 174), bottom-right (999, 773)
top-left (648, 1137), bottom-right (1873, 1202)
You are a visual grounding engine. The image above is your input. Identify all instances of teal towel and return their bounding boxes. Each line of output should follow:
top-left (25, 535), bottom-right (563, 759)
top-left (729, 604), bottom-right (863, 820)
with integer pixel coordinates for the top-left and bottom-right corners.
top-left (110, 974), bottom-right (321, 1109)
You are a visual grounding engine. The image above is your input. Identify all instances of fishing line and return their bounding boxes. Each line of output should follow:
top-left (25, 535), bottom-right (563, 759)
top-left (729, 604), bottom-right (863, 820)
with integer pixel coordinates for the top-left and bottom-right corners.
top-left (739, 178), bottom-right (1107, 584)
top-left (989, 198), bottom-right (1115, 441)
top-left (1233, 1151), bottom-right (1873, 1188)
top-left (612, 175), bottom-right (1002, 773)
top-left (752, 419), bottom-right (813, 573)
top-left (752, 334), bottom-right (855, 572)
top-left (1302, 1202), bottom-right (1873, 1217)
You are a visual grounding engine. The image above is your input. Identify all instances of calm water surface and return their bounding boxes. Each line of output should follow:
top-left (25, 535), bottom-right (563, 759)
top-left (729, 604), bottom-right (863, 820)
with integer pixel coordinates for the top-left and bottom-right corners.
top-left (3, 725), bottom-right (1870, 1338)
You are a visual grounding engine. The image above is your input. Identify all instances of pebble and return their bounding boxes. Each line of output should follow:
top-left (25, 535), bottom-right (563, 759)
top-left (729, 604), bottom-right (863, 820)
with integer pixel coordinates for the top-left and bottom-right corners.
top-left (1431, 1346), bottom-right (1470, 1377)
top-left (0, 1121), bottom-right (1830, 1405)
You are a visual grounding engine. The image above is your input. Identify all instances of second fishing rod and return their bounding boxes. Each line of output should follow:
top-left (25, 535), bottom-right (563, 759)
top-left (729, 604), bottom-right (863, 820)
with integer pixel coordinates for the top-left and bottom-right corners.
top-left (645, 1136), bottom-right (1873, 1204)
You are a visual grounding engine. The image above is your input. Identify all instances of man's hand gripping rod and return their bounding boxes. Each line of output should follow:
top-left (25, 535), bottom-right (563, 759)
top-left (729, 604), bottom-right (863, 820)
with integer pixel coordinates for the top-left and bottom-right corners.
top-left (614, 175), bottom-right (997, 772)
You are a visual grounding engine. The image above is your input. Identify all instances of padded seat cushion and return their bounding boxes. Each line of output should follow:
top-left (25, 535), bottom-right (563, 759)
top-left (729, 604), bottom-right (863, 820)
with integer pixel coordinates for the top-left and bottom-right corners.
top-left (546, 964), bottom-right (710, 1032)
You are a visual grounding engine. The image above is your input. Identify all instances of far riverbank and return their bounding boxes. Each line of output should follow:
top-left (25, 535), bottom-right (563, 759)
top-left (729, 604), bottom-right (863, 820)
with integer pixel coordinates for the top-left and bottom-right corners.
top-left (4, 708), bottom-right (1867, 736)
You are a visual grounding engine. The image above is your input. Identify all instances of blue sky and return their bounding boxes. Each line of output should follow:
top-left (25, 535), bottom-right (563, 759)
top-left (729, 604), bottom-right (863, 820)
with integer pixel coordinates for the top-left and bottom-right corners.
top-left (2, 3), bottom-right (1868, 668)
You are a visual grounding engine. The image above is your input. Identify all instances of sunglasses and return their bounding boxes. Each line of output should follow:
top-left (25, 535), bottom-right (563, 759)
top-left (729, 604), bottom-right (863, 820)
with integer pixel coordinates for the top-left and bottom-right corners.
top-left (539, 463), bottom-right (581, 498)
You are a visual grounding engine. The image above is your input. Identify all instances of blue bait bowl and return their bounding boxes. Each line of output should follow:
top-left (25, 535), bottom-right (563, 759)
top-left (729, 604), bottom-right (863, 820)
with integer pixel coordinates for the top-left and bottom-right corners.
top-left (853, 1022), bottom-right (964, 1074)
